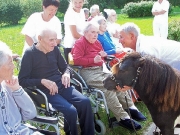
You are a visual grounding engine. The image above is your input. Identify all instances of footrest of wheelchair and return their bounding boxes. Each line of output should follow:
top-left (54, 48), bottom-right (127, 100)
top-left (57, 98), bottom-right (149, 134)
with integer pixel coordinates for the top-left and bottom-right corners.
top-left (32, 115), bottom-right (58, 124)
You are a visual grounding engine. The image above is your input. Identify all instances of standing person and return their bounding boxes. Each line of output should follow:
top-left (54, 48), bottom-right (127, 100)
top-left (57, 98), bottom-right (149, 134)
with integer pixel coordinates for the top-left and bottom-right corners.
top-left (63, 0), bottom-right (86, 62)
top-left (71, 22), bottom-right (146, 131)
top-left (87, 4), bottom-right (100, 21)
top-left (119, 22), bottom-right (180, 71)
top-left (18, 28), bottom-right (95, 135)
top-left (21, 0), bottom-right (62, 55)
top-left (151, 0), bottom-right (170, 39)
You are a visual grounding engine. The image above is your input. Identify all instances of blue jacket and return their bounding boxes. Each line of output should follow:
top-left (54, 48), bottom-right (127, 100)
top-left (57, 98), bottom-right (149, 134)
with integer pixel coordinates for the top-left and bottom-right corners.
top-left (98, 31), bottom-right (116, 55)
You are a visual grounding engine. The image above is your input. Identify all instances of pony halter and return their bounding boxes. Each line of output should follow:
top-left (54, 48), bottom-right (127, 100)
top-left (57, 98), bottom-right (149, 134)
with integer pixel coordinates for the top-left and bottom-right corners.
top-left (131, 67), bottom-right (141, 88)
top-left (110, 67), bottom-right (142, 88)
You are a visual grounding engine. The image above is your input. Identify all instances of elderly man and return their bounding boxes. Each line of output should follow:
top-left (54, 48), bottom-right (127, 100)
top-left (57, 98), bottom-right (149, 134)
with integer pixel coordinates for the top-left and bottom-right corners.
top-left (71, 22), bottom-right (146, 131)
top-left (18, 28), bottom-right (94, 135)
top-left (119, 22), bottom-right (180, 71)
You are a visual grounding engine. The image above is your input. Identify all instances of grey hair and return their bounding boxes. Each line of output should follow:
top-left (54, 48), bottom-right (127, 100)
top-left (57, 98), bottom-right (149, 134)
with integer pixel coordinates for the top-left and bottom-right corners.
top-left (83, 8), bottom-right (89, 14)
top-left (83, 21), bottom-right (99, 33)
top-left (92, 15), bottom-right (106, 25)
top-left (36, 27), bottom-right (57, 39)
top-left (90, 4), bottom-right (99, 14)
top-left (0, 41), bottom-right (12, 67)
top-left (120, 22), bottom-right (140, 37)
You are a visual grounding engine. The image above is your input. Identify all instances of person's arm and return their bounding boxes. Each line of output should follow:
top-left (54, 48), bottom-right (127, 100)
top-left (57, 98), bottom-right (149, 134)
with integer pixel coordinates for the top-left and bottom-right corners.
top-left (98, 32), bottom-right (117, 55)
top-left (152, 9), bottom-right (167, 16)
top-left (71, 41), bottom-right (95, 66)
top-left (25, 35), bottom-right (34, 46)
top-left (69, 25), bottom-right (82, 39)
top-left (18, 51), bottom-right (42, 87)
top-left (56, 39), bottom-right (61, 45)
top-left (21, 13), bottom-right (36, 45)
top-left (5, 76), bottom-right (37, 121)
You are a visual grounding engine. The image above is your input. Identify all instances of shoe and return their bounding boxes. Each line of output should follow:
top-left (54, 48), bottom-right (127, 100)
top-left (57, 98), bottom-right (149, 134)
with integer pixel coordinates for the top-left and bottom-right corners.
top-left (119, 118), bottom-right (142, 130)
top-left (125, 108), bottom-right (146, 121)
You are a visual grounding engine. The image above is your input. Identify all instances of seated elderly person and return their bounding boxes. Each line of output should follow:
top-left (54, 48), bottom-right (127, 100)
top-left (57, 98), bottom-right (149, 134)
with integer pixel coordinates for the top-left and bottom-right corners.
top-left (93, 16), bottom-right (130, 61)
top-left (87, 4), bottom-right (100, 21)
top-left (0, 41), bottom-right (39, 135)
top-left (104, 9), bottom-right (123, 49)
top-left (71, 21), bottom-right (146, 131)
top-left (18, 28), bottom-right (94, 135)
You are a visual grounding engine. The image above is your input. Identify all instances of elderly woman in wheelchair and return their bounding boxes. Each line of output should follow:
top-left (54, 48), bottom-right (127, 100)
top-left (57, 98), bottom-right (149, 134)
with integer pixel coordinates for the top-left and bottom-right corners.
top-left (0, 41), bottom-right (45, 135)
top-left (18, 27), bottom-right (95, 135)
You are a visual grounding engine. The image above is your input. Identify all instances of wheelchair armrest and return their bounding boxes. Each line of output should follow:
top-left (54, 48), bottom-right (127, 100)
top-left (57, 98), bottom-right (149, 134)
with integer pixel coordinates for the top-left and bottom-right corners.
top-left (24, 87), bottom-right (50, 112)
top-left (32, 115), bottom-right (58, 124)
top-left (69, 65), bottom-right (83, 70)
top-left (104, 55), bottom-right (115, 61)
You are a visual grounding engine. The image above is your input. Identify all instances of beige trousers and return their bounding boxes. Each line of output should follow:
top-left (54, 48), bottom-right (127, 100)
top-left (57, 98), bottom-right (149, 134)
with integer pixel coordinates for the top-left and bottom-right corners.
top-left (80, 66), bottom-right (134, 121)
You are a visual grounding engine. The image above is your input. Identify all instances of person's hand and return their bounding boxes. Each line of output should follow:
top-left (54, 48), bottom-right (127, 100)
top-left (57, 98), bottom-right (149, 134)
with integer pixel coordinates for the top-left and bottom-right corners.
top-left (5, 76), bottom-right (21, 91)
top-left (94, 55), bottom-right (103, 63)
top-left (41, 79), bottom-right (58, 95)
top-left (99, 51), bottom-right (107, 57)
top-left (116, 48), bottom-right (123, 54)
top-left (116, 85), bottom-right (131, 92)
top-left (61, 72), bottom-right (70, 88)
top-left (122, 48), bottom-right (133, 53)
top-left (12, 54), bottom-right (19, 59)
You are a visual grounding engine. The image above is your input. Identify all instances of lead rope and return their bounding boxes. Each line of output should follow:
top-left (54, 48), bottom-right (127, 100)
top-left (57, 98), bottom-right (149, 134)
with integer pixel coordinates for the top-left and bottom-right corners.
top-left (125, 93), bottom-right (138, 135)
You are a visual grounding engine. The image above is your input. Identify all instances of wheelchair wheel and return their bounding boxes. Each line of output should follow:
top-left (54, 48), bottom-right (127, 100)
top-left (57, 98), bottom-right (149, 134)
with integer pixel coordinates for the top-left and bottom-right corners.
top-left (94, 120), bottom-right (106, 135)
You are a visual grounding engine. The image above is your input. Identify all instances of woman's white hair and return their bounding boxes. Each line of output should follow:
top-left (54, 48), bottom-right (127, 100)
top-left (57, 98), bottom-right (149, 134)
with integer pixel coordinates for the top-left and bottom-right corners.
top-left (0, 41), bottom-right (12, 67)
top-left (83, 21), bottom-right (99, 33)
top-left (120, 22), bottom-right (140, 37)
top-left (90, 4), bottom-right (99, 14)
top-left (92, 15), bottom-right (106, 25)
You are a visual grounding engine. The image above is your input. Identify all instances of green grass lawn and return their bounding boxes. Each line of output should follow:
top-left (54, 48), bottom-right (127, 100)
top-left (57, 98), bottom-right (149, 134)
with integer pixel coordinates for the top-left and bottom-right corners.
top-left (1, 10), bottom-right (180, 135)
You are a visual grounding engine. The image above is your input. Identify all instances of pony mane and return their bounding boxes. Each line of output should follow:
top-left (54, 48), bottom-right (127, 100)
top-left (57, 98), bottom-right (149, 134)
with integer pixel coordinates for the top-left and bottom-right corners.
top-left (123, 52), bottom-right (180, 112)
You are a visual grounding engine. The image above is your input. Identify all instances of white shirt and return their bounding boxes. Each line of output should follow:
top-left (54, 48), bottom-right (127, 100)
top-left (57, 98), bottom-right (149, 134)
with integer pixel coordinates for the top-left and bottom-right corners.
top-left (136, 35), bottom-right (180, 70)
top-left (21, 12), bottom-right (62, 43)
top-left (64, 8), bottom-right (86, 48)
top-left (151, 0), bottom-right (169, 24)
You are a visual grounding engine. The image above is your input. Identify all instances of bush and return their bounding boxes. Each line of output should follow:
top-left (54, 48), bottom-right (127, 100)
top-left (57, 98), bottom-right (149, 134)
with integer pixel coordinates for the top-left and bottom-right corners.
top-left (0, 0), bottom-right (23, 25)
top-left (20, 0), bottom-right (42, 18)
top-left (168, 20), bottom-right (180, 42)
top-left (121, 1), bottom-right (154, 18)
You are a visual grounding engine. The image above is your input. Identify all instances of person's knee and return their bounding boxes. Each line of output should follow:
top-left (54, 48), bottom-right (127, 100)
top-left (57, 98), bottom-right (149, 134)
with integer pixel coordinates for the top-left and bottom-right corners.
top-left (80, 96), bottom-right (91, 107)
top-left (63, 106), bottom-right (78, 123)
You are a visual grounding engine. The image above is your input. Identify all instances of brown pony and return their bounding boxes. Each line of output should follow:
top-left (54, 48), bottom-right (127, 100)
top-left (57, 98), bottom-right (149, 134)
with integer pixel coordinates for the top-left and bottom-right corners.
top-left (103, 52), bottom-right (180, 135)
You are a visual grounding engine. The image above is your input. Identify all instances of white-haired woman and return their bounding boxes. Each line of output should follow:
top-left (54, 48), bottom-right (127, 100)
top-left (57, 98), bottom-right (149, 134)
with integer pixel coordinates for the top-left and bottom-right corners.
top-left (87, 4), bottom-right (100, 21)
top-left (0, 41), bottom-right (42, 134)
top-left (103, 9), bottom-right (123, 49)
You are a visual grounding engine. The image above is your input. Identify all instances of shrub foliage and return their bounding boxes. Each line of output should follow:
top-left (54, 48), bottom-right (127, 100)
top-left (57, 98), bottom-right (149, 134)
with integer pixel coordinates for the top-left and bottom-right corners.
top-left (0, 0), bottom-right (23, 25)
top-left (121, 1), bottom-right (154, 18)
top-left (168, 20), bottom-right (180, 42)
top-left (20, 0), bottom-right (42, 17)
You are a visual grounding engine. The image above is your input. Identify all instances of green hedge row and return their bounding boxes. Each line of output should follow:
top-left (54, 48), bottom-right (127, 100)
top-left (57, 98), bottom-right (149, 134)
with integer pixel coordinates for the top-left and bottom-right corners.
top-left (121, 1), bottom-right (155, 18)
top-left (168, 20), bottom-right (180, 42)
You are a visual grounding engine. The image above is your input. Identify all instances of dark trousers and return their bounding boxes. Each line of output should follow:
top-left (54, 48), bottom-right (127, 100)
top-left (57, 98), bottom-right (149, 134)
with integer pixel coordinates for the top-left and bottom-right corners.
top-left (45, 85), bottom-right (94, 135)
